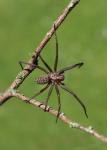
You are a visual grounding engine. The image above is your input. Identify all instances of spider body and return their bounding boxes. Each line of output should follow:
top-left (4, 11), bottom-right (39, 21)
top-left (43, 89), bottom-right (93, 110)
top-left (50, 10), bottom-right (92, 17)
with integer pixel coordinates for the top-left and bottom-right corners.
top-left (19, 24), bottom-right (88, 122)
top-left (35, 72), bottom-right (64, 85)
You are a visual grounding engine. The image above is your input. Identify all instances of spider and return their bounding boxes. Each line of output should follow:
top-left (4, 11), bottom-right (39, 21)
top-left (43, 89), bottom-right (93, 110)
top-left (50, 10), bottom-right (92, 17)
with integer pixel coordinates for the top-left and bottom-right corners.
top-left (19, 25), bottom-right (88, 121)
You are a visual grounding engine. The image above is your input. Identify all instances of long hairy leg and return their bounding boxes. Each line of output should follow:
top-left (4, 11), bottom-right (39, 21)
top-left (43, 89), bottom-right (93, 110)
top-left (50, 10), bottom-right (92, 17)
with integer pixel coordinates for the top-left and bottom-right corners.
top-left (39, 55), bottom-right (53, 72)
top-left (55, 84), bottom-right (61, 122)
top-left (53, 24), bottom-right (58, 72)
top-left (19, 61), bottom-right (49, 74)
top-left (44, 84), bottom-right (54, 111)
top-left (30, 83), bottom-right (50, 100)
top-left (60, 83), bottom-right (88, 118)
top-left (58, 62), bottom-right (84, 74)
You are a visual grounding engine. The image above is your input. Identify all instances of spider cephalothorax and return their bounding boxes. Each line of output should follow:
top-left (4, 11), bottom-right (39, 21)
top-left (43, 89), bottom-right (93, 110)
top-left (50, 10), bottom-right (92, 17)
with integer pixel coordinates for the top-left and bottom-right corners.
top-left (19, 25), bottom-right (88, 121)
top-left (49, 72), bottom-right (64, 84)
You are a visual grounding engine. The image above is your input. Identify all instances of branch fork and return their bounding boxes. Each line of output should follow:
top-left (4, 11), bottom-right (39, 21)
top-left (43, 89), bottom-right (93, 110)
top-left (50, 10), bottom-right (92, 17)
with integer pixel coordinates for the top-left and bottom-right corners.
top-left (0, 0), bottom-right (107, 144)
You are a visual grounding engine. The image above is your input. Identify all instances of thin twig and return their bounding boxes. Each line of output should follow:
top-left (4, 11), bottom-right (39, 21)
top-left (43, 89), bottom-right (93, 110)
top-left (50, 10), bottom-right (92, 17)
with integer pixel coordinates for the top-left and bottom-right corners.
top-left (13, 92), bottom-right (107, 144)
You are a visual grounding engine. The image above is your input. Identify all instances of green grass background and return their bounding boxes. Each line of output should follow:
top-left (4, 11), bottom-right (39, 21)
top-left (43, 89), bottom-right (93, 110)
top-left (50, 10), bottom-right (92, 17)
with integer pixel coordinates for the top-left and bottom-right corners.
top-left (0, 0), bottom-right (107, 149)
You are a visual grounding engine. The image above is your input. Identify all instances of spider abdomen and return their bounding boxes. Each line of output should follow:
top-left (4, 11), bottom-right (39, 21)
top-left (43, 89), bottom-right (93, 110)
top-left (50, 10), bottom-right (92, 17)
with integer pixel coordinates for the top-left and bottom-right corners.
top-left (35, 76), bottom-right (49, 84)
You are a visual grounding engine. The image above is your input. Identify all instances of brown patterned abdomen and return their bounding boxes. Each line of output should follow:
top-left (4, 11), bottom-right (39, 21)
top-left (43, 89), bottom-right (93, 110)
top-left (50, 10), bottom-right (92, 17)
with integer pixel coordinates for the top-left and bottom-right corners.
top-left (35, 76), bottom-right (49, 84)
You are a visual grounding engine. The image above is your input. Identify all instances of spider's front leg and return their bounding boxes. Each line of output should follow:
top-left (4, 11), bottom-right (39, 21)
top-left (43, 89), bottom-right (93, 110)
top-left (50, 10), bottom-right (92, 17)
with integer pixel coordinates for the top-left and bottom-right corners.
top-left (39, 55), bottom-right (53, 72)
top-left (19, 59), bottom-right (38, 70)
top-left (58, 62), bottom-right (84, 74)
top-left (19, 61), bottom-right (49, 74)
top-left (53, 24), bottom-right (59, 72)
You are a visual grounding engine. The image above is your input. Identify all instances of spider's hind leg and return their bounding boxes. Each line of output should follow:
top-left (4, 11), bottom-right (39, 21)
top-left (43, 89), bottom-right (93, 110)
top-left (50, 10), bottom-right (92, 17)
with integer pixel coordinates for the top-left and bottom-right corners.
top-left (30, 83), bottom-right (50, 100)
top-left (60, 83), bottom-right (88, 118)
top-left (44, 84), bottom-right (54, 112)
top-left (55, 85), bottom-right (61, 122)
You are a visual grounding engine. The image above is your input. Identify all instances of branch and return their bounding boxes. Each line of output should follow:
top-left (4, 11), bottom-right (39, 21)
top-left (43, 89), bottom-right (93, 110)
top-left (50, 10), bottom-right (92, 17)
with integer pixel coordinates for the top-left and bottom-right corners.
top-left (1, 0), bottom-right (107, 144)
top-left (0, 90), bottom-right (12, 105)
top-left (13, 92), bottom-right (107, 144)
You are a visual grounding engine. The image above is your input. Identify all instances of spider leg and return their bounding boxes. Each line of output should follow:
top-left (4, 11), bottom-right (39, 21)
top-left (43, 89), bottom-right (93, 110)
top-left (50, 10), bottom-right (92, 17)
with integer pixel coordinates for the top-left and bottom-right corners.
top-left (58, 62), bottom-right (84, 74)
top-left (55, 84), bottom-right (61, 122)
top-left (39, 55), bottom-right (53, 72)
top-left (19, 61), bottom-right (25, 70)
top-left (30, 83), bottom-right (50, 100)
top-left (53, 24), bottom-right (58, 72)
top-left (60, 83), bottom-right (88, 118)
top-left (44, 84), bottom-right (54, 111)
top-left (19, 61), bottom-right (49, 74)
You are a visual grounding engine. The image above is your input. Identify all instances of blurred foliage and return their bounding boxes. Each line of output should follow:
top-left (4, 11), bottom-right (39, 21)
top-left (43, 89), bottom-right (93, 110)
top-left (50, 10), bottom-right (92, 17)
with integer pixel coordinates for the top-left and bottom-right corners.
top-left (0, 0), bottom-right (107, 149)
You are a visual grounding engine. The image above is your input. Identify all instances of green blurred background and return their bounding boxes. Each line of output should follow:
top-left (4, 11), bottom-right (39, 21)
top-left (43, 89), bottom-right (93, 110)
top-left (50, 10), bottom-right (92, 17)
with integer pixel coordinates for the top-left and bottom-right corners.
top-left (0, 0), bottom-right (107, 149)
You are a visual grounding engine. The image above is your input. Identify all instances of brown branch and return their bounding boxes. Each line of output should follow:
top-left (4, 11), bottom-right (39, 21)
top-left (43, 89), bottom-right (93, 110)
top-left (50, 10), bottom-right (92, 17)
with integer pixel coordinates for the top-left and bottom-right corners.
top-left (0, 0), bottom-right (107, 144)
top-left (13, 92), bottom-right (107, 144)
top-left (0, 91), bottom-right (12, 105)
